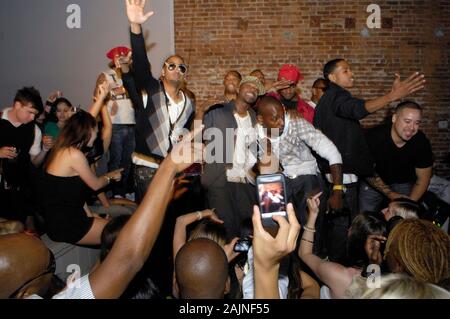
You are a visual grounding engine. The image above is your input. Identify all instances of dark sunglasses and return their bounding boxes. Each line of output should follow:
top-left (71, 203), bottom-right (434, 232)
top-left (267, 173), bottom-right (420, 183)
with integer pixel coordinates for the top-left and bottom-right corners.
top-left (9, 250), bottom-right (56, 298)
top-left (164, 62), bottom-right (188, 74)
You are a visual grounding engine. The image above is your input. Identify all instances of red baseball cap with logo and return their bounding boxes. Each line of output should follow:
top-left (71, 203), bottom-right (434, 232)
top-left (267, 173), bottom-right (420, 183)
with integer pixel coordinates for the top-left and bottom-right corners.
top-left (277, 64), bottom-right (304, 84)
top-left (106, 46), bottom-right (131, 60)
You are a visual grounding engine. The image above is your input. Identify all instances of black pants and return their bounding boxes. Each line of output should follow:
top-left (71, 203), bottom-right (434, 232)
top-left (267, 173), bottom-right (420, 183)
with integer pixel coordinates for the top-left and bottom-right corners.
top-left (206, 182), bottom-right (257, 240)
top-left (0, 186), bottom-right (29, 223)
top-left (286, 174), bottom-right (327, 255)
top-left (324, 182), bottom-right (359, 263)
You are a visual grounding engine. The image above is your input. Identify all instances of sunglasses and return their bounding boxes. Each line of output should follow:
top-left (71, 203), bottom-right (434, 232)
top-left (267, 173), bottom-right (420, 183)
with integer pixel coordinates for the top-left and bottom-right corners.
top-left (164, 62), bottom-right (188, 74)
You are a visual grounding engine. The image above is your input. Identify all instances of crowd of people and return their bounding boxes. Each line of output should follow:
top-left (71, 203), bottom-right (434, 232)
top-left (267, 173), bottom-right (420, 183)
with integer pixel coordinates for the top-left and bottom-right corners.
top-left (0, 0), bottom-right (448, 299)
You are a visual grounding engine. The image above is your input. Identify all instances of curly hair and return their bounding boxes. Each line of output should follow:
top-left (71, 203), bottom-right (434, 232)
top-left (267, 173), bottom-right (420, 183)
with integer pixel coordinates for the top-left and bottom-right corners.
top-left (385, 219), bottom-right (450, 288)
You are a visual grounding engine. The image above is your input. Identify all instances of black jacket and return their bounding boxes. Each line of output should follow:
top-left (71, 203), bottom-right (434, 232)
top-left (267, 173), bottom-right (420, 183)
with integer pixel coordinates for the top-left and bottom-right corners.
top-left (313, 83), bottom-right (374, 177)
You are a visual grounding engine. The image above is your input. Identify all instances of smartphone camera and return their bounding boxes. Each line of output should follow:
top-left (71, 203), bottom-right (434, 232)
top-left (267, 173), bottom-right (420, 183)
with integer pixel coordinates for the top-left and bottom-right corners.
top-left (256, 173), bottom-right (287, 228)
top-left (233, 237), bottom-right (252, 253)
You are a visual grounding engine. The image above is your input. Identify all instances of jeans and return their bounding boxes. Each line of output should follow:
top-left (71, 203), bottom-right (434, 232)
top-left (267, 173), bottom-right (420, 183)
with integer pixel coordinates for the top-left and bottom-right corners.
top-left (109, 125), bottom-right (135, 197)
top-left (133, 165), bottom-right (158, 204)
top-left (359, 181), bottom-right (412, 213)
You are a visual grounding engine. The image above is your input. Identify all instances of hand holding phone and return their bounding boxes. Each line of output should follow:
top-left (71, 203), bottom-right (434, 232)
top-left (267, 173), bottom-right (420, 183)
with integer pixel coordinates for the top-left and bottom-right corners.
top-left (256, 173), bottom-right (287, 228)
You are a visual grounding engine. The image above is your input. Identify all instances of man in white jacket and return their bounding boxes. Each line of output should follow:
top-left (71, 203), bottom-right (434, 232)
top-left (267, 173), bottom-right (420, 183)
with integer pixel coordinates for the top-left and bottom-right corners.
top-left (257, 96), bottom-right (343, 255)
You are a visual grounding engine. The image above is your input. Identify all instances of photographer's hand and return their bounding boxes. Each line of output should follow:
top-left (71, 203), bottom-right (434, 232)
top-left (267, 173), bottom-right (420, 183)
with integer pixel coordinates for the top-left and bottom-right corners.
top-left (253, 203), bottom-right (300, 298)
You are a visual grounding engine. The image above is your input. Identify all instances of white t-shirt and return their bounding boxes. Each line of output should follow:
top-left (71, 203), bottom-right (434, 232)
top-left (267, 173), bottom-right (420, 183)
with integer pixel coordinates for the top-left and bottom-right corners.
top-left (104, 70), bottom-right (136, 125)
top-left (226, 112), bottom-right (257, 183)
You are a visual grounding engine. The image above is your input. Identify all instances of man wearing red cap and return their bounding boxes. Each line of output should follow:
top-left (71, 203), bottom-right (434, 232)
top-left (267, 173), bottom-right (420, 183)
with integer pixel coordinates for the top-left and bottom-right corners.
top-left (267, 64), bottom-right (315, 124)
top-left (97, 45), bottom-right (136, 200)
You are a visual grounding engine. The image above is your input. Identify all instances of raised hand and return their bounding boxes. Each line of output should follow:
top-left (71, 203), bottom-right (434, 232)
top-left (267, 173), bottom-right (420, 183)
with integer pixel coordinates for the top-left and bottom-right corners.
top-left (116, 51), bottom-right (133, 72)
top-left (125, 0), bottom-right (154, 25)
top-left (364, 234), bottom-right (387, 265)
top-left (306, 192), bottom-right (322, 216)
top-left (176, 209), bottom-right (223, 227)
top-left (95, 81), bottom-right (111, 102)
top-left (252, 203), bottom-right (301, 269)
top-left (269, 79), bottom-right (294, 92)
top-left (389, 72), bottom-right (425, 101)
top-left (169, 125), bottom-right (205, 173)
top-left (47, 90), bottom-right (63, 103)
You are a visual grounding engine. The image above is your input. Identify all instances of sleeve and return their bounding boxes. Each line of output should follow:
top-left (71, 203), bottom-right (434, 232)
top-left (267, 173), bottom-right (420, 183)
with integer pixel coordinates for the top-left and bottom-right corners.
top-left (122, 71), bottom-right (144, 111)
top-left (52, 274), bottom-right (95, 299)
top-left (332, 91), bottom-right (369, 120)
top-left (130, 30), bottom-right (160, 94)
top-left (295, 118), bottom-right (342, 165)
top-left (202, 110), bottom-right (214, 142)
top-left (29, 125), bottom-right (42, 156)
top-left (415, 133), bottom-right (433, 168)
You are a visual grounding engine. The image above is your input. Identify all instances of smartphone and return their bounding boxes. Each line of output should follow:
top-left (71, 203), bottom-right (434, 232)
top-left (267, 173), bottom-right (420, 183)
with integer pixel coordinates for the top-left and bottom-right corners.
top-left (233, 237), bottom-right (252, 253)
top-left (256, 173), bottom-right (287, 228)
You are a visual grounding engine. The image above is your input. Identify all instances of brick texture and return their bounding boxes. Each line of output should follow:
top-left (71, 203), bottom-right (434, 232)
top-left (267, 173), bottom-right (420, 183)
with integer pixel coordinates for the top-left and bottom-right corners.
top-left (174, 0), bottom-right (450, 178)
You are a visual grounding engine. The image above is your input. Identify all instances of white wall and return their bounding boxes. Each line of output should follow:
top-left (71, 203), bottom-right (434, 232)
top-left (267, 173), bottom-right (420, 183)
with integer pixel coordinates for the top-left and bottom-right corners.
top-left (0, 0), bottom-right (174, 109)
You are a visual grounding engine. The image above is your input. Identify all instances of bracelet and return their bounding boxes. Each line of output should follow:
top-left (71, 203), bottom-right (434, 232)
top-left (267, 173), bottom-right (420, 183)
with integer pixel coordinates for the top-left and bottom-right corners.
top-left (301, 238), bottom-right (314, 244)
top-left (303, 226), bottom-right (316, 233)
top-left (105, 175), bottom-right (111, 184)
top-left (333, 184), bottom-right (346, 191)
top-left (196, 211), bottom-right (203, 220)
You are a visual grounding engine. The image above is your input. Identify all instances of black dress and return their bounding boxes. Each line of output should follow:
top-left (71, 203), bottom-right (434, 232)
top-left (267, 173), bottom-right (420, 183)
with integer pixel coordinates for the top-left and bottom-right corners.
top-left (41, 173), bottom-right (94, 244)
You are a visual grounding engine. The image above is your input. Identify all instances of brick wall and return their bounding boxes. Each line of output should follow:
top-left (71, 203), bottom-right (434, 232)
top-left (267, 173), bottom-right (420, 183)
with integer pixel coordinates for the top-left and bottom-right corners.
top-left (174, 0), bottom-right (450, 178)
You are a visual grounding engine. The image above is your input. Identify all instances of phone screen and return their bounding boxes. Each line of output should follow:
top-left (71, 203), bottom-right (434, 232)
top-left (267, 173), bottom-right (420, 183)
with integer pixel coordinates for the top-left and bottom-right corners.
top-left (256, 174), bottom-right (287, 228)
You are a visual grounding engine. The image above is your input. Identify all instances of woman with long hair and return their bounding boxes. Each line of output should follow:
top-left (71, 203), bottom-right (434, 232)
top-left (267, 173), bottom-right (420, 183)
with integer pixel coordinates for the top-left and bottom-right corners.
top-left (41, 110), bottom-right (122, 245)
top-left (299, 193), bottom-right (387, 299)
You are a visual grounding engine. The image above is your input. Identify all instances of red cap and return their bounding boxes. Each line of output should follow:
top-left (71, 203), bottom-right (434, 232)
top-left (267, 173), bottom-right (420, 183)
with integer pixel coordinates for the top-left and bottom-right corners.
top-left (277, 64), bottom-right (304, 83)
top-left (106, 46), bottom-right (131, 60)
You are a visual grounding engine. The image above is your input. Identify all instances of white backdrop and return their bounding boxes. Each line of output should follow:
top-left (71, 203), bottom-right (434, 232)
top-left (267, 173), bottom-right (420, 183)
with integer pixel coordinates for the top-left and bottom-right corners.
top-left (0, 0), bottom-right (174, 109)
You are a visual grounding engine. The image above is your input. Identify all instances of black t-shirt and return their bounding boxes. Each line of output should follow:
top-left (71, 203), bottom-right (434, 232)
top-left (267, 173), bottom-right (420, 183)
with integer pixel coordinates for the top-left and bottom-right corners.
top-left (0, 118), bottom-right (35, 187)
top-left (365, 123), bottom-right (433, 184)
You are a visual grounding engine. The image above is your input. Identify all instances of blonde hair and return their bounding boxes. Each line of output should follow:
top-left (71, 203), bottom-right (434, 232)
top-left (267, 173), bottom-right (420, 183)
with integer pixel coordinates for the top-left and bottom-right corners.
top-left (348, 273), bottom-right (450, 299)
top-left (390, 202), bottom-right (419, 219)
top-left (385, 219), bottom-right (450, 287)
top-left (188, 220), bottom-right (227, 247)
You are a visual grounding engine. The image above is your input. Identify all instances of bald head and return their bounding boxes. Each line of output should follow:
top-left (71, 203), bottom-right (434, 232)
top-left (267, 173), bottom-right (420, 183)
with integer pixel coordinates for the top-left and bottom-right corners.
top-left (175, 238), bottom-right (228, 299)
top-left (257, 96), bottom-right (285, 136)
top-left (0, 234), bottom-right (53, 298)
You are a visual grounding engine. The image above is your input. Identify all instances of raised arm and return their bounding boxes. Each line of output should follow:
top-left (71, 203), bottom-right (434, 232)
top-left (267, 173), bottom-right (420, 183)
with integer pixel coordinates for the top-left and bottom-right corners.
top-left (88, 80), bottom-right (110, 118)
top-left (88, 124), bottom-right (204, 298)
top-left (253, 203), bottom-right (300, 299)
top-left (119, 52), bottom-right (145, 111)
top-left (125, 0), bottom-right (159, 91)
top-left (298, 193), bottom-right (356, 298)
top-left (364, 72), bottom-right (425, 113)
top-left (172, 209), bottom-right (223, 262)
